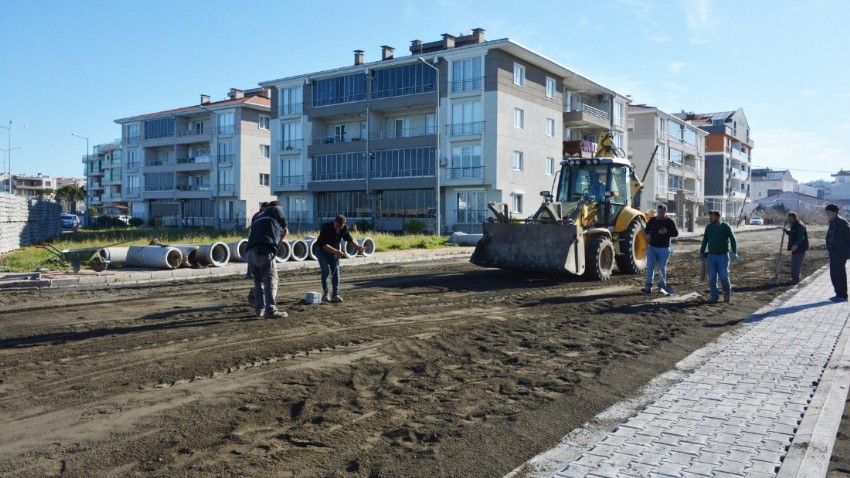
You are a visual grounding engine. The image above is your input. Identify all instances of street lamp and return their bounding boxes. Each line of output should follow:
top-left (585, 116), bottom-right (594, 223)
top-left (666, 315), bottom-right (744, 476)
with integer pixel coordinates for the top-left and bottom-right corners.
top-left (1, 121), bottom-right (27, 194)
top-left (418, 57), bottom-right (441, 236)
top-left (0, 147), bottom-right (21, 194)
top-left (71, 133), bottom-right (90, 223)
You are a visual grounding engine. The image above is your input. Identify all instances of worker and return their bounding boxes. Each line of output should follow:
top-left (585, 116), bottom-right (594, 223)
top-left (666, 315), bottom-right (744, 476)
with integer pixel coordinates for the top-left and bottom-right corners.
top-left (642, 204), bottom-right (678, 293)
top-left (245, 201), bottom-right (288, 319)
top-left (782, 212), bottom-right (808, 285)
top-left (314, 214), bottom-right (365, 303)
top-left (825, 204), bottom-right (850, 302)
top-left (245, 202), bottom-right (271, 280)
top-left (587, 170), bottom-right (606, 202)
top-left (699, 210), bottom-right (738, 303)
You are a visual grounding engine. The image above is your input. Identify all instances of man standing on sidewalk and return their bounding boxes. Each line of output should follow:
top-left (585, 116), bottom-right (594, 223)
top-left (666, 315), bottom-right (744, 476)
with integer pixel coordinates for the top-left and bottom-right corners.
top-left (642, 203), bottom-right (678, 294)
top-left (782, 212), bottom-right (809, 285)
top-left (246, 202), bottom-right (289, 319)
top-left (699, 210), bottom-right (738, 303)
top-left (315, 215), bottom-right (365, 304)
top-left (825, 204), bottom-right (850, 302)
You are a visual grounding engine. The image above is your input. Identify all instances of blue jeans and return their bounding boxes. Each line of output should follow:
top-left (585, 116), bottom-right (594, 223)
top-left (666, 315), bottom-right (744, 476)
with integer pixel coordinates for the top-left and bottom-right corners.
top-left (247, 248), bottom-right (278, 313)
top-left (645, 246), bottom-right (671, 288)
top-left (316, 249), bottom-right (340, 296)
top-left (707, 253), bottom-right (731, 299)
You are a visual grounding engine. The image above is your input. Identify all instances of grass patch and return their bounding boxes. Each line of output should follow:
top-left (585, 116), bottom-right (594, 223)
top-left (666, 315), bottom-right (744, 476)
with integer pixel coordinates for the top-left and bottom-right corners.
top-left (0, 228), bottom-right (452, 273)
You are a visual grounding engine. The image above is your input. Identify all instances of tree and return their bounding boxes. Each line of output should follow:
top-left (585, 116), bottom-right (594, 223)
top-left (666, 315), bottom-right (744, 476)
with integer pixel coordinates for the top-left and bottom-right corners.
top-left (54, 184), bottom-right (85, 212)
top-left (35, 188), bottom-right (55, 201)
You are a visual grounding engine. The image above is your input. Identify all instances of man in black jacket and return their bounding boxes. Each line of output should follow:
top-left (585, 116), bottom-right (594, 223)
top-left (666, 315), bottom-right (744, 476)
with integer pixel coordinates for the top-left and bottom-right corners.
top-left (245, 201), bottom-right (289, 318)
top-left (826, 204), bottom-right (850, 302)
top-left (315, 215), bottom-right (365, 303)
top-left (782, 212), bottom-right (808, 285)
top-left (642, 204), bottom-right (679, 294)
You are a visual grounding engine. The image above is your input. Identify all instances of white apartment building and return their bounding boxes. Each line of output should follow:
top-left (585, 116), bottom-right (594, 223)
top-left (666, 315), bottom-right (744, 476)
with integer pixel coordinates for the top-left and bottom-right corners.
top-left (114, 88), bottom-right (275, 228)
top-left (260, 28), bottom-right (629, 234)
top-left (83, 140), bottom-right (126, 216)
top-left (628, 105), bottom-right (707, 231)
top-left (750, 168), bottom-right (795, 200)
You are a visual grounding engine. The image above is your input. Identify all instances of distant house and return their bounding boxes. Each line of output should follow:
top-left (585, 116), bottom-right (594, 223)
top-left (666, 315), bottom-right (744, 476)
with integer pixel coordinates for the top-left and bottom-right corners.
top-left (750, 168), bottom-right (795, 200)
top-left (742, 190), bottom-right (825, 215)
top-left (831, 169), bottom-right (850, 201)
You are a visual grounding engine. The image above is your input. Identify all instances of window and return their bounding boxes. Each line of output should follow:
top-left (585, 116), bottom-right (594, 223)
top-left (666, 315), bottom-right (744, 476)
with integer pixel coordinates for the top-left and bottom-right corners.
top-left (312, 152), bottom-right (365, 181)
top-left (278, 158), bottom-right (303, 186)
top-left (546, 77), bottom-right (556, 99)
top-left (658, 117), bottom-right (665, 138)
top-left (393, 118), bottom-right (410, 138)
top-left (457, 190), bottom-right (487, 223)
top-left (450, 100), bottom-right (482, 135)
top-left (126, 124), bottom-right (140, 144)
top-left (371, 63), bottom-right (436, 99)
top-left (312, 73), bottom-right (367, 107)
top-left (513, 63), bottom-right (525, 86)
top-left (512, 151), bottom-right (524, 171)
top-left (546, 157), bottom-right (555, 175)
top-left (144, 118), bottom-right (174, 140)
top-left (450, 145), bottom-right (482, 178)
top-left (511, 193), bottom-right (523, 214)
top-left (451, 57), bottom-right (483, 92)
top-left (281, 121), bottom-right (302, 150)
top-left (371, 147), bottom-right (435, 178)
top-left (334, 124), bottom-right (347, 142)
top-left (513, 108), bottom-right (524, 129)
top-left (260, 145), bottom-right (270, 158)
top-left (259, 115), bottom-right (270, 130)
top-left (217, 112), bottom-right (234, 135)
top-left (546, 118), bottom-right (555, 137)
top-left (259, 173), bottom-right (270, 186)
top-left (425, 114), bottom-right (436, 134)
top-left (279, 86), bottom-right (303, 115)
top-left (614, 102), bottom-right (625, 127)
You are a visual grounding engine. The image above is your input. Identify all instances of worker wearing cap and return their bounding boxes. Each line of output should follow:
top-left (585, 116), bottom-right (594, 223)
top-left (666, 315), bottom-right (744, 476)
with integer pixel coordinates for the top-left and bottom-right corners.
top-left (825, 204), bottom-right (850, 302)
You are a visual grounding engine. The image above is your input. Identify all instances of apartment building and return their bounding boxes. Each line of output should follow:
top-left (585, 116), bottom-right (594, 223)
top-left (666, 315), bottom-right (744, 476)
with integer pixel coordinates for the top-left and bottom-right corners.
top-left (7, 173), bottom-right (55, 198)
top-left (260, 28), bottom-right (629, 234)
top-left (628, 105), bottom-right (707, 231)
top-left (114, 88), bottom-right (274, 228)
top-left (675, 109), bottom-right (754, 219)
top-left (750, 168), bottom-right (796, 200)
top-left (83, 140), bottom-right (128, 216)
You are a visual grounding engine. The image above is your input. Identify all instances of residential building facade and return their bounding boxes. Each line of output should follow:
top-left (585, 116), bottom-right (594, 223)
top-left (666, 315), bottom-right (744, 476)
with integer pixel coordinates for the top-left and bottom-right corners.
top-left (8, 173), bottom-right (55, 198)
top-left (260, 28), bottom-right (629, 234)
top-left (675, 109), bottom-right (754, 220)
top-left (831, 170), bottom-right (850, 201)
top-left (628, 105), bottom-right (707, 232)
top-left (114, 88), bottom-right (274, 228)
top-left (84, 140), bottom-right (128, 216)
top-left (750, 168), bottom-right (795, 200)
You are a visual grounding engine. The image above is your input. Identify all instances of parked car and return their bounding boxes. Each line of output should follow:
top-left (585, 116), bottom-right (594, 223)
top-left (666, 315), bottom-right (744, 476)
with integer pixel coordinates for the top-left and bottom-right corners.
top-left (61, 213), bottom-right (80, 229)
top-left (750, 215), bottom-right (764, 225)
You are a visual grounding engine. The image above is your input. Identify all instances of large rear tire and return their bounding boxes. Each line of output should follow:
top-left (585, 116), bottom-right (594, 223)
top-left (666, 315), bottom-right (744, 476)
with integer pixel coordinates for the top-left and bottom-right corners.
top-left (615, 218), bottom-right (648, 274)
top-left (584, 236), bottom-right (615, 281)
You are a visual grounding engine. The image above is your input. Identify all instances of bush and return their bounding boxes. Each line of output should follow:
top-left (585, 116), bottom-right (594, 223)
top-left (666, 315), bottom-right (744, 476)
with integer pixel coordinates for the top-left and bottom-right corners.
top-left (95, 216), bottom-right (129, 228)
top-left (128, 217), bottom-right (144, 227)
top-left (403, 220), bottom-right (426, 235)
top-left (353, 219), bottom-right (373, 233)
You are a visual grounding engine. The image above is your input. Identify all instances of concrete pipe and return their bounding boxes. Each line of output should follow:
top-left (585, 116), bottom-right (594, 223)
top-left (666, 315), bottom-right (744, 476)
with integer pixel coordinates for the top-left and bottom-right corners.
top-left (97, 246), bottom-right (129, 263)
top-left (358, 237), bottom-right (376, 257)
top-left (305, 238), bottom-right (319, 260)
top-left (447, 232), bottom-right (483, 246)
top-left (288, 239), bottom-right (310, 262)
top-left (275, 240), bottom-right (292, 263)
top-left (125, 245), bottom-right (183, 269)
top-left (172, 245), bottom-right (201, 268)
top-left (227, 239), bottom-right (248, 262)
top-left (340, 240), bottom-right (356, 258)
top-left (195, 242), bottom-right (230, 267)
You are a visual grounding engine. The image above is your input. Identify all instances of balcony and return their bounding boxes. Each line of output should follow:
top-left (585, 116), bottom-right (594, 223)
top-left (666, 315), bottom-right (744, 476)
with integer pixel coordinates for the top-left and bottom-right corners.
top-left (455, 209), bottom-right (489, 224)
top-left (311, 135), bottom-right (366, 145)
top-left (279, 103), bottom-right (303, 116)
top-left (176, 155), bottom-right (212, 169)
top-left (219, 183), bottom-right (235, 195)
top-left (370, 126), bottom-right (436, 141)
top-left (312, 170), bottom-right (366, 181)
top-left (730, 148), bottom-right (749, 163)
top-left (175, 184), bottom-right (211, 191)
top-left (563, 103), bottom-right (610, 129)
top-left (218, 154), bottom-right (235, 165)
top-left (126, 135), bottom-right (140, 146)
top-left (145, 159), bottom-right (171, 167)
top-left (177, 127), bottom-right (209, 138)
top-left (370, 167), bottom-right (434, 179)
top-left (126, 161), bottom-right (140, 171)
top-left (279, 139), bottom-right (304, 152)
top-left (450, 77), bottom-right (483, 94)
top-left (277, 175), bottom-right (305, 187)
top-left (444, 166), bottom-right (485, 184)
top-left (448, 121), bottom-right (484, 137)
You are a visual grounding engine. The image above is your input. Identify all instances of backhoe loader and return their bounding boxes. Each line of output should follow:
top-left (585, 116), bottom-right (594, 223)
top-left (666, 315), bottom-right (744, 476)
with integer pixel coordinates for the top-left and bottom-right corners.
top-left (470, 133), bottom-right (648, 279)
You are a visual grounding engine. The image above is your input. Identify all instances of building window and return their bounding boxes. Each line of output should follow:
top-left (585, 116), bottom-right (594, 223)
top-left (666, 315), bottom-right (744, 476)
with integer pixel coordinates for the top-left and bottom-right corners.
top-left (279, 86), bottom-right (303, 115)
top-left (393, 118), bottom-right (410, 138)
top-left (312, 152), bottom-right (365, 181)
top-left (312, 73), bottom-right (367, 107)
top-left (281, 122), bottom-right (302, 150)
top-left (371, 147), bottom-right (435, 178)
top-left (260, 145), bottom-right (270, 158)
top-left (450, 145), bottom-right (482, 178)
top-left (546, 77), bottom-right (555, 99)
top-left (546, 157), bottom-right (555, 175)
top-left (546, 118), bottom-right (555, 137)
top-left (450, 100), bottom-right (482, 135)
top-left (144, 118), bottom-right (174, 140)
top-left (514, 108), bottom-right (524, 129)
top-left (451, 57), bottom-right (483, 92)
top-left (457, 190), bottom-right (487, 223)
top-left (371, 63), bottom-right (436, 99)
top-left (259, 115), bottom-right (270, 130)
top-left (511, 193), bottom-right (523, 214)
top-left (259, 173), bottom-right (270, 186)
top-left (614, 102), bottom-right (625, 127)
top-left (217, 112), bottom-right (234, 135)
top-left (513, 63), bottom-right (525, 86)
top-left (512, 151), bottom-right (524, 171)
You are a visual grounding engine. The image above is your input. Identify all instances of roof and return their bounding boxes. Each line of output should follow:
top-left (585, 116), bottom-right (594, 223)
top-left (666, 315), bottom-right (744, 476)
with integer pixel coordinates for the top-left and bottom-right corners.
top-left (115, 95), bottom-right (271, 124)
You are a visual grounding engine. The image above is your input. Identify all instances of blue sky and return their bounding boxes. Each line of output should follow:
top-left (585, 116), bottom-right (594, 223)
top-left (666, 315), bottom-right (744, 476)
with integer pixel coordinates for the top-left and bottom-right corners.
top-left (1, 0), bottom-right (848, 183)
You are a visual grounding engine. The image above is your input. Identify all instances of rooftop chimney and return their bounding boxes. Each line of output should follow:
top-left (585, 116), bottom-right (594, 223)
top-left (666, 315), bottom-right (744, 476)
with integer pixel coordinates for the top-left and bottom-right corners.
top-left (354, 49), bottom-right (364, 66)
top-left (442, 33), bottom-right (456, 49)
top-left (228, 88), bottom-right (245, 100)
top-left (410, 39), bottom-right (423, 54)
top-left (471, 28), bottom-right (485, 43)
top-left (200, 94), bottom-right (211, 105)
top-left (381, 45), bottom-right (394, 61)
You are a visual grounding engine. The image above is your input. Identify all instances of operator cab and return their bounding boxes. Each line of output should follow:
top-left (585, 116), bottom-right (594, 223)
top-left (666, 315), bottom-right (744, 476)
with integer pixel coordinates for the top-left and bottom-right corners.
top-left (556, 157), bottom-right (632, 226)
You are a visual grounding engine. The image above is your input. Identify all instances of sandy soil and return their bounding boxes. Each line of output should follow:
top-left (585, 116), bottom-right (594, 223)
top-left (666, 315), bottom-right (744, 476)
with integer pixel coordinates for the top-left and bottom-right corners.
top-left (0, 227), bottom-right (842, 477)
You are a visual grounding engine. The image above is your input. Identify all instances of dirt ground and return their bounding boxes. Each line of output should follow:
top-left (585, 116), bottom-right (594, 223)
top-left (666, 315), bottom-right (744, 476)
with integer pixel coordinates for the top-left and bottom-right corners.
top-left (1, 227), bottom-right (846, 478)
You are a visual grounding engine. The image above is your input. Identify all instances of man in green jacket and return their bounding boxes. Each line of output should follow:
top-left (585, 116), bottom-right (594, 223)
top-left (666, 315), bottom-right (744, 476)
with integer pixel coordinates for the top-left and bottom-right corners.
top-left (699, 210), bottom-right (738, 303)
top-left (782, 212), bottom-right (808, 285)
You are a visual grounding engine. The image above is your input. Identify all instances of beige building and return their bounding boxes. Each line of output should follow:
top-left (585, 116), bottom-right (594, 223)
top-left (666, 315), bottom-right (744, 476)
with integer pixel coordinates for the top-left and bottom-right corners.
top-left (9, 173), bottom-right (55, 199)
top-left (114, 88), bottom-right (274, 228)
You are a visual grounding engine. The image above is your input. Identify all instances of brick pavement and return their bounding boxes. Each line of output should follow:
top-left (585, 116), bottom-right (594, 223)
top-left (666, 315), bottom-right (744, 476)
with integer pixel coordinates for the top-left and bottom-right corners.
top-left (508, 265), bottom-right (850, 478)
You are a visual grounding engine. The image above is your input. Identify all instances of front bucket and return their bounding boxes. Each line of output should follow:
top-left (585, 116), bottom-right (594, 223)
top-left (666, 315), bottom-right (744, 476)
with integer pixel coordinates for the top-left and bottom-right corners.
top-left (470, 222), bottom-right (584, 274)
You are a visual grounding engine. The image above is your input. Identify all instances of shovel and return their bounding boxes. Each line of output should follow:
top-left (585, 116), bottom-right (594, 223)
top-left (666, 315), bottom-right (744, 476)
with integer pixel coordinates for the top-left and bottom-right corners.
top-left (768, 220), bottom-right (788, 286)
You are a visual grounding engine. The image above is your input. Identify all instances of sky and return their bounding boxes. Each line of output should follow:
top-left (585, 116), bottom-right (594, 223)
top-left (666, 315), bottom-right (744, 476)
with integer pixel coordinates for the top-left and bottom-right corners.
top-left (1, 0), bottom-right (848, 184)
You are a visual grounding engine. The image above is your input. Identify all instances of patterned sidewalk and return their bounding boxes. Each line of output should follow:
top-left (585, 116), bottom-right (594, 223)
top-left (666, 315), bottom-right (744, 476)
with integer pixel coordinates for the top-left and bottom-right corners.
top-left (509, 265), bottom-right (850, 478)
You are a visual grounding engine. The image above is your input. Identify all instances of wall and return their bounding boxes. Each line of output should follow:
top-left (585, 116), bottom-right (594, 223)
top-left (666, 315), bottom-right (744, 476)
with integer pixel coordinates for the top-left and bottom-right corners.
top-left (0, 193), bottom-right (62, 254)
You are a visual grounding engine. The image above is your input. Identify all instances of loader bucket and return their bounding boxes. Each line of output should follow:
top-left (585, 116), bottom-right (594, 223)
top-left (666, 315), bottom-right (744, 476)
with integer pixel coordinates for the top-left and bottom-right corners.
top-left (470, 222), bottom-right (585, 275)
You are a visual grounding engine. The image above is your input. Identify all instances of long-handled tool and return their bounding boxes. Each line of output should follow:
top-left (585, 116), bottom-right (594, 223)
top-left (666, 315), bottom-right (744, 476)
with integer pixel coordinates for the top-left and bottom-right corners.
top-left (768, 220), bottom-right (788, 286)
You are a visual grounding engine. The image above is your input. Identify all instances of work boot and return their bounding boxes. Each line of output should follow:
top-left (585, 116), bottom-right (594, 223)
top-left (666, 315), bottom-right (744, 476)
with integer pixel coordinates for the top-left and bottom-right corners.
top-left (331, 295), bottom-right (343, 303)
top-left (265, 310), bottom-right (288, 319)
top-left (321, 293), bottom-right (330, 303)
top-left (255, 308), bottom-right (264, 318)
top-left (830, 296), bottom-right (849, 303)
top-left (785, 279), bottom-right (799, 285)
top-left (640, 286), bottom-right (652, 293)
top-left (707, 296), bottom-right (719, 304)
top-left (723, 294), bottom-right (731, 303)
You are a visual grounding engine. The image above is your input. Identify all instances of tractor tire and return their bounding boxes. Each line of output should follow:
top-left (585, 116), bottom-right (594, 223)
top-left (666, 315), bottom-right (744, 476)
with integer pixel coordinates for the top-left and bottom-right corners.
top-left (584, 236), bottom-right (615, 281)
top-left (615, 218), bottom-right (648, 274)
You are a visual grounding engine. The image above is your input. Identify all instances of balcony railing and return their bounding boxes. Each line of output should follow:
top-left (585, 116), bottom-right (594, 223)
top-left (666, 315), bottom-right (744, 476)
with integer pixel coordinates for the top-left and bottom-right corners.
top-left (145, 159), bottom-right (171, 167)
top-left (277, 175), bottom-right (304, 186)
top-left (279, 139), bottom-right (304, 151)
top-left (312, 171), bottom-right (365, 181)
top-left (371, 83), bottom-right (435, 99)
top-left (450, 77), bottom-right (483, 93)
top-left (177, 128), bottom-right (207, 137)
top-left (175, 184), bottom-right (211, 191)
top-left (370, 126), bottom-right (436, 140)
top-left (279, 103), bottom-right (303, 116)
top-left (446, 166), bottom-right (484, 180)
top-left (218, 154), bottom-right (235, 165)
top-left (448, 121), bottom-right (484, 136)
top-left (219, 183), bottom-right (234, 193)
top-left (126, 161), bottom-right (140, 171)
top-left (125, 187), bottom-right (140, 197)
top-left (456, 209), bottom-right (489, 224)
top-left (311, 135), bottom-right (366, 145)
top-left (217, 125), bottom-right (235, 135)
top-left (370, 168), bottom-right (434, 179)
top-left (563, 103), bottom-right (609, 121)
top-left (177, 155), bottom-right (211, 164)
top-left (126, 135), bottom-right (140, 146)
